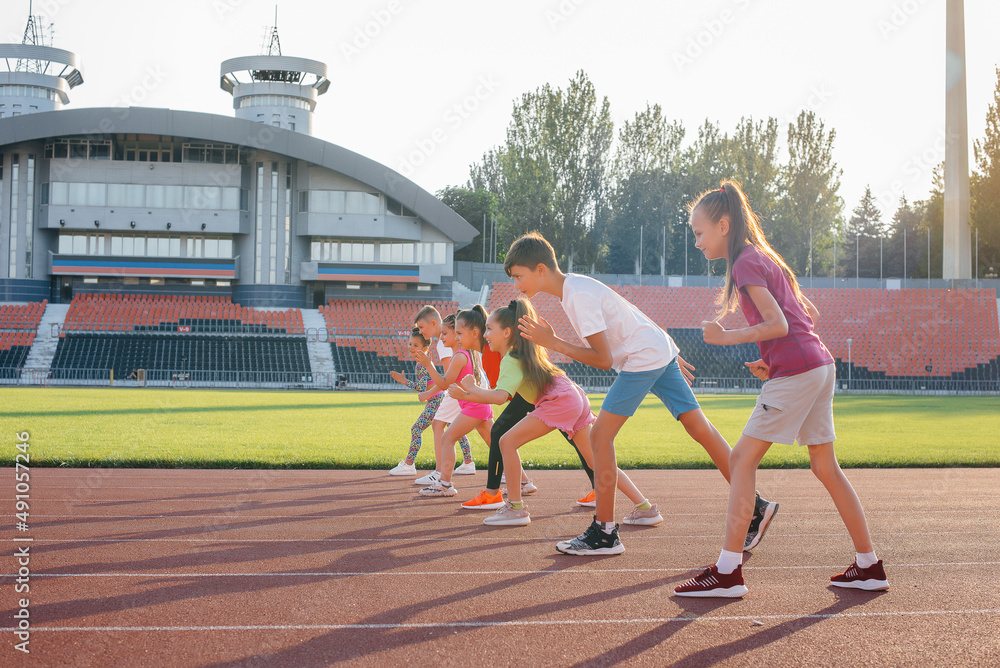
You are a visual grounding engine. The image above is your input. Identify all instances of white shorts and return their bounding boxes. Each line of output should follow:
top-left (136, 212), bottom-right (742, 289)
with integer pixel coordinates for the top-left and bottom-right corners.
top-left (433, 394), bottom-right (462, 423)
top-left (743, 363), bottom-right (837, 446)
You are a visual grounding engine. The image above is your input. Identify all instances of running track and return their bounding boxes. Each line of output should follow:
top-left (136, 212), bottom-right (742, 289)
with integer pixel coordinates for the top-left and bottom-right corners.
top-left (2, 468), bottom-right (998, 666)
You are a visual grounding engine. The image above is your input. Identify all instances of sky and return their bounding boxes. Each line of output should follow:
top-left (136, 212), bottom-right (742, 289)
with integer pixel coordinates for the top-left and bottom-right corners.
top-left (3, 0), bottom-right (999, 220)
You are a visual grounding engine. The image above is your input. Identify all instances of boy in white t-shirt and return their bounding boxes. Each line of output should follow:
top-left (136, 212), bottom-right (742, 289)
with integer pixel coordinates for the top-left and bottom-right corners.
top-left (505, 232), bottom-right (778, 556)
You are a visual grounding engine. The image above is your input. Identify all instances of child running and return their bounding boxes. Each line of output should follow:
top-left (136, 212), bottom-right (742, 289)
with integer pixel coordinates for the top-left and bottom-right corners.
top-left (387, 328), bottom-right (446, 476)
top-left (411, 306), bottom-right (475, 481)
top-left (674, 181), bottom-right (888, 597)
top-left (413, 306), bottom-right (494, 497)
top-left (459, 298), bottom-right (663, 530)
top-left (506, 232), bottom-right (778, 556)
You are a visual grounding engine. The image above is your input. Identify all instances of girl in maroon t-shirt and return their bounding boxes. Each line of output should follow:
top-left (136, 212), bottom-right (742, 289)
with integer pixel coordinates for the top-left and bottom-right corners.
top-left (674, 180), bottom-right (888, 598)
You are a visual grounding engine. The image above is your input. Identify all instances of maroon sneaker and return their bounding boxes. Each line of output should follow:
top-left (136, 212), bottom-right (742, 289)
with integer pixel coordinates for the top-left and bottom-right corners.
top-left (674, 564), bottom-right (748, 598)
top-left (830, 560), bottom-right (889, 591)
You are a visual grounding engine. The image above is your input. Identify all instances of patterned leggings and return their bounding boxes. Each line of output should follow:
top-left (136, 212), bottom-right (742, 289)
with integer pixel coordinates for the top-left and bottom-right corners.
top-left (405, 397), bottom-right (472, 465)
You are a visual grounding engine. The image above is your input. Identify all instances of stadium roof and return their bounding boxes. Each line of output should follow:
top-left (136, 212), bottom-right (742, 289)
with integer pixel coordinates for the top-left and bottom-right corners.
top-left (0, 107), bottom-right (477, 246)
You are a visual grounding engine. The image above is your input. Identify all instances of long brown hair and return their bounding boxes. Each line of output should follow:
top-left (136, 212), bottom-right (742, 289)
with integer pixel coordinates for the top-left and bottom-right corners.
top-left (689, 179), bottom-right (808, 316)
top-left (491, 298), bottom-right (563, 395)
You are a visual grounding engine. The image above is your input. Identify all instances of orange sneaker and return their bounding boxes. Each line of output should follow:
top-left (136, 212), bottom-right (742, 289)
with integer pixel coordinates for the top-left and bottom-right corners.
top-left (577, 490), bottom-right (596, 507)
top-left (461, 489), bottom-right (505, 510)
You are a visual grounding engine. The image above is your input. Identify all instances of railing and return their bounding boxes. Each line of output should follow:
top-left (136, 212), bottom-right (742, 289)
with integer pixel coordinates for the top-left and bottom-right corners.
top-left (2, 367), bottom-right (998, 394)
top-left (58, 323), bottom-right (310, 336)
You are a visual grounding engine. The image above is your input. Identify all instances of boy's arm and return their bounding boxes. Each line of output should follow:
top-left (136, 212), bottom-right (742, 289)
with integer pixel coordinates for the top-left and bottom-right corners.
top-left (519, 315), bottom-right (614, 371)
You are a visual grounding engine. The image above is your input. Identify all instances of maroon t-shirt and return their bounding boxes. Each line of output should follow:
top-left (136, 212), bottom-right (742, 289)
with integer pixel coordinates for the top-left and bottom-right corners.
top-left (731, 245), bottom-right (833, 379)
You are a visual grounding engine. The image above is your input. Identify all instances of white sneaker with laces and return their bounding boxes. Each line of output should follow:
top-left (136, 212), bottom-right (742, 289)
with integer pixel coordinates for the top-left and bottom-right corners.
top-left (414, 471), bottom-right (440, 486)
top-left (419, 481), bottom-right (458, 497)
top-left (389, 461), bottom-right (416, 476)
top-left (454, 461), bottom-right (476, 475)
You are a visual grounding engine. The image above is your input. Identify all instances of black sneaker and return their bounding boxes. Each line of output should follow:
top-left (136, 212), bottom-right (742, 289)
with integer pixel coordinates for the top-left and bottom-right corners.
top-left (555, 518), bottom-right (625, 555)
top-left (744, 491), bottom-right (779, 551)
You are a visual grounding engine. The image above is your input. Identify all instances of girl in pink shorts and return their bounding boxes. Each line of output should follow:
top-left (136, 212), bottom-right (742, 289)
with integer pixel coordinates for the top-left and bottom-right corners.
top-left (459, 299), bottom-right (657, 527)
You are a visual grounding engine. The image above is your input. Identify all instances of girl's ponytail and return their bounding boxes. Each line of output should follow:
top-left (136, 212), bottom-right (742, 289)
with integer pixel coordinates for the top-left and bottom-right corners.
top-left (495, 297), bottom-right (562, 394)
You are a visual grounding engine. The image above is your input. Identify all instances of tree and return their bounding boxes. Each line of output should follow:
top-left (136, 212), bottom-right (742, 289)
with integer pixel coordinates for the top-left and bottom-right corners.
top-left (971, 66), bottom-right (1000, 278)
top-left (917, 166), bottom-right (945, 279)
top-left (774, 111), bottom-right (844, 277)
top-left (883, 196), bottom-right (924, 279)
top-left (469, 70), bottom-right (613, 268)
top-left (599, 105), bottom-right (686, 275)
top-left (436, 186), bottom-right (499, 262)
top-left (840, 186), bottom-right (885, 278)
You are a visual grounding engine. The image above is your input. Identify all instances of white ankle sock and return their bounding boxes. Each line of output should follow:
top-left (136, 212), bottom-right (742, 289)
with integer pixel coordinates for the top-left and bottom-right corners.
top-left (856, 551), bottom-right (878, 569)
top-left (716, 549), bottom-right (743, 575)
top-left (598, 520), bottom-right (616, 535)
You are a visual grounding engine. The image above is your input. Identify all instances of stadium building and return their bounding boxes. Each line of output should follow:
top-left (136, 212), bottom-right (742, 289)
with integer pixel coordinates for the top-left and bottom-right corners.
top-left (0, 24), bottom-right (476, 308)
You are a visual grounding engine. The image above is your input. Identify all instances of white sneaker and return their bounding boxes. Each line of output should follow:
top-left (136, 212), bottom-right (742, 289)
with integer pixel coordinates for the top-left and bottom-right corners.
top-left (419, 481), bottom-right (458, 497)
top-left (500, 473), bottom-right (506, 484)
top-left (502, 479), bottom-right (537, 495)
top-left (389, 461), bottom-right (416, 476)
top-left (454, 461), bottom-right (476, 475)
top-left (414, 471), bottom-right (440, 486)
top-left (483, 502), bottom-right (531, 526)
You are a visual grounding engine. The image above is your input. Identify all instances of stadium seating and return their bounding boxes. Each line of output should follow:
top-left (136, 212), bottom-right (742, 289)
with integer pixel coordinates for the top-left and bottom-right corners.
top-left (62, 294), bottom-right (303, 334)
top-left (319, 298), bottom-right (459, 337)
top-left (322, 298), bottom-right (460, 375)
top-left (487, 283), bottom-right (1000, 382)
top-left (51, 295), bottom-right (308, 380)
top-left (50, 333), bottom-right (309, 380)
top-left (0, 301), bottom-right (46, 378)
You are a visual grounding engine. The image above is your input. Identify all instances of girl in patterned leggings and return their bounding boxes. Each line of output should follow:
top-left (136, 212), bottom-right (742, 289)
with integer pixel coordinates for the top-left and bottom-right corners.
top-left (389, 328), bottom-right (472, 476)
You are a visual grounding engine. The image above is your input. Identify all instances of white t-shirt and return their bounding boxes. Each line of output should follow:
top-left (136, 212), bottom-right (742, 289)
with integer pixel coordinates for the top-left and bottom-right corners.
top-left (560, 273), bottom-right (679, 373)
top-left (435, 339), bottom-right (453, 364)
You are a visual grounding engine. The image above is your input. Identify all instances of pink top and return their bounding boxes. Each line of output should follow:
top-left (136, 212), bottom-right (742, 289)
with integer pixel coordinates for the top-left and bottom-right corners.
top-left (732, 245), bottom-right (833, 379)
top-left (453, 350), bottom-right (493, 420)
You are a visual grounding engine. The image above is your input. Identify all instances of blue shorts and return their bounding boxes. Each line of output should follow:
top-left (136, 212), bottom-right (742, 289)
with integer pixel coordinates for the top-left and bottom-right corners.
top-left (601, 359), bottom-right (701, 419)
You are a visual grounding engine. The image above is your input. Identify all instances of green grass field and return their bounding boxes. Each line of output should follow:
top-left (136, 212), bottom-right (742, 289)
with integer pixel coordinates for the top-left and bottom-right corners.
top-left (1, 388), bottom-right (997, 469)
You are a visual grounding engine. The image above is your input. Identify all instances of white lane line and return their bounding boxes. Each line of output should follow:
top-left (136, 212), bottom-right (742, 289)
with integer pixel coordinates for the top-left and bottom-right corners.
top-left (11, 507), bottom-right (996, 520)
top-left (4, 562), bottom-right (998, 578)
top-left (15, 531), bottom-right (997, 544)
top-left (1, 609), bottom-right (998, 633)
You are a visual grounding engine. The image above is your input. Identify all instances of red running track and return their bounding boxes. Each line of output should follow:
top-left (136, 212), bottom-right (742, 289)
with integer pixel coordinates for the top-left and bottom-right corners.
top-left (2, 467), bottom-right (998, 666)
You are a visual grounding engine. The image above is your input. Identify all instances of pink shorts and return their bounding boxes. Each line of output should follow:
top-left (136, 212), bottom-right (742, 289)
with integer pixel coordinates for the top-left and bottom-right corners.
top-left (458, 398), bottom-right (494, 422)
top-left (530, 374), bottom-right (596, 439)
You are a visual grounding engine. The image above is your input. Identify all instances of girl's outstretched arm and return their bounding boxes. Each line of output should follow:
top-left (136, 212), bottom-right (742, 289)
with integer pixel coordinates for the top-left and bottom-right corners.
top-left (702, 285), bottom-right (788, 346)
top-left (414, 348), bottom-right (465, 391)
top-left (457, 374), bottom-right (509, 405)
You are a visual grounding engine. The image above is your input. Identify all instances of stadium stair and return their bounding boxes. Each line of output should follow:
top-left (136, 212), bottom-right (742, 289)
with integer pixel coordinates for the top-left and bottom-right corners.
top-left (20, 303), bottom-right (70, 383)
top-left (301, 308), bottom-right (336, 384)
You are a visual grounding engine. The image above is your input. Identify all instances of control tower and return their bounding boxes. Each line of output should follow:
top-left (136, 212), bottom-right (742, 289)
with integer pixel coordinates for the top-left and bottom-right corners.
top-left (220, 14), bottom-right (329, 136)
top-left (0, 2), bottom-right (84, 117)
